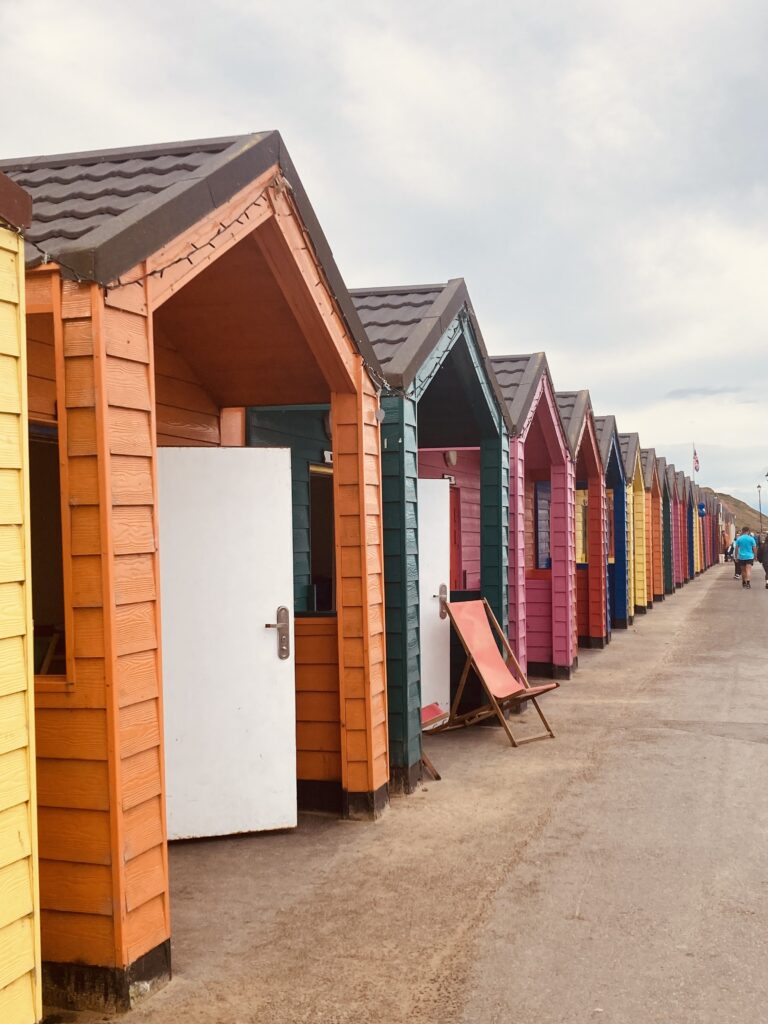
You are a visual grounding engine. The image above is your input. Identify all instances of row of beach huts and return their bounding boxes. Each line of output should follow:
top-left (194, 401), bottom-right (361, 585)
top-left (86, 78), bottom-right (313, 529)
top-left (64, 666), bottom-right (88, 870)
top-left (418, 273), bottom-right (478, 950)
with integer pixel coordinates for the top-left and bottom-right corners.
top-left (0, 133), bottom-right (736, 1019)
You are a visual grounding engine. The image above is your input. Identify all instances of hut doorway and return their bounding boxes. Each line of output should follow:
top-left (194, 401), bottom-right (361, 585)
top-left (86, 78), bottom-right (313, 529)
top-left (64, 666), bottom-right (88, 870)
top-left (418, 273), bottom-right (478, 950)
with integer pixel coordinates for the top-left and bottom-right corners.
top-left (157, 446), bottom-right (296, 839)
top-left (416, 478), bottom-right (451, 712)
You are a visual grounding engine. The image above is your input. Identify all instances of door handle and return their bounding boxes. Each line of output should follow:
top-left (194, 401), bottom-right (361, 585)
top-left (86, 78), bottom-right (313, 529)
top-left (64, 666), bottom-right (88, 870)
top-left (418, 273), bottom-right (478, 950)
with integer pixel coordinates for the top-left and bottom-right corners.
top-left (431, 584), bottom-right (448, 619)
top-left (265, 605), bottom-right (291, 660)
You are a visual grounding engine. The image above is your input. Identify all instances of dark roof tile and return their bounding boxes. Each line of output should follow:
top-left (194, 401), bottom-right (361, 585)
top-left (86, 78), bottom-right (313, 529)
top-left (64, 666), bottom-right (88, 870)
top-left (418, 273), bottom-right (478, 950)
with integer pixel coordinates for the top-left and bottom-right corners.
top-left (490, 353), bottom-right (550, 436)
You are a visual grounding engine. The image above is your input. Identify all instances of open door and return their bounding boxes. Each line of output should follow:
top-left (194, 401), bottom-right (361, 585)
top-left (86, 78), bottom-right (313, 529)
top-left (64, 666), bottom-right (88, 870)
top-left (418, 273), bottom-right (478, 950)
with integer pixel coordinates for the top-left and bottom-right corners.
top-left (158, 447), bottom-right (297, 839)
top-left (418, 478), bottom-right (451, 714)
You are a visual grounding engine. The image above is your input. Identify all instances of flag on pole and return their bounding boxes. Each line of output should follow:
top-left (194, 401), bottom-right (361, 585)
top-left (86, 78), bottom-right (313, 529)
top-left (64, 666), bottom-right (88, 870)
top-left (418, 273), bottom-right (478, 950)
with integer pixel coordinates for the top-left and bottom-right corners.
top-left (693, 445), bottom-right (700, 473)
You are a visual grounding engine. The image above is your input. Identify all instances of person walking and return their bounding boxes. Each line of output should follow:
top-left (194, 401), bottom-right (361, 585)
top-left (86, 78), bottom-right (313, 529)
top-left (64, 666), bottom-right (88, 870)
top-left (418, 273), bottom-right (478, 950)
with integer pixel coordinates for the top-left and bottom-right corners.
top-left (733, 527), bottom-right (757, 589)
top-left (758, 534), bottom-right (768, 590)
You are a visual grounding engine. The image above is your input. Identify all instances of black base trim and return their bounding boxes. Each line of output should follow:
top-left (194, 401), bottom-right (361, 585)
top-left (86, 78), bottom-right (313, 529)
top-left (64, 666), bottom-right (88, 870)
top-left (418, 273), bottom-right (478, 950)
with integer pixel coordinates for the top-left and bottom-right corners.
top-left (613, 617), bottom-right (629, 629)
top-left (634, 605), bottom-right (648, 615)
top-left (646, 601), bottom-right (654, 610)
top-left (528, 661), bottom-right (574, 681)
top-left (43, 939), bottom-right (171, 1014)
top-left (297, 779), bottom-right (343, 815)
top-left (343, 781), bottom-right (389, 820)
top-left (389, 760), bottom-right (422, 795)
top-left (578, 636), bottom-right (607, 649)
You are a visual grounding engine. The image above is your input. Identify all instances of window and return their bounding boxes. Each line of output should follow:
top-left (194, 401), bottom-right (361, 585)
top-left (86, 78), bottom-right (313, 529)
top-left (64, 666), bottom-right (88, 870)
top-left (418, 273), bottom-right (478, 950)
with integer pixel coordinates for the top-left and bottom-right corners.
top-left (309, 465), bottom-right (335, 612)
top-left (575, 489), bottom-right (589, 564)
top-left (29, 426), bottom-right (67, 676)
top-left (534, 481), bottom-right (552, 569)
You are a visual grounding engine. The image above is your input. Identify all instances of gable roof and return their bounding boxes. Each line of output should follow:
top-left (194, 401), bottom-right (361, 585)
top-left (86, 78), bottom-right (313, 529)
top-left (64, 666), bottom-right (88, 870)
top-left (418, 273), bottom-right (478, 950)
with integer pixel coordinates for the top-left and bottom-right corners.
top-left (0, 171), bottom-right (31, 231)
top-left (640, 447), bottom-right (658, 490)
top-left (666, 463), bottom-right (678, 498)
top-left (676, 470), bottom-right (687, 501)
top-left (349, 279), bottom-right (511, 431)
top-left (656, 456), bottom-right (669, 494)
top-left (555, 390), bottom-right (591, 458)
top-left (593, 414), bottom-right (621, 471)
top-left (0, 132), bottom-right (378, 368)
top-left (619, 432), bottom-right (641, 481)
top-left (489, 352), bottom-right (553, 436)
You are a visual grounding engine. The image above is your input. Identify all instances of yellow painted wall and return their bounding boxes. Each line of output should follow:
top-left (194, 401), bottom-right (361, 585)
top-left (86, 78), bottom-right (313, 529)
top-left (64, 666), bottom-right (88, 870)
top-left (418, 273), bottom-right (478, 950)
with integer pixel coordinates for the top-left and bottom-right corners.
top-left (631, 465), bottom-right (647, 610)
top-left (625, 483), bottom-right (635, 614)
top-left (0, 230), bottom-right (41, 1024)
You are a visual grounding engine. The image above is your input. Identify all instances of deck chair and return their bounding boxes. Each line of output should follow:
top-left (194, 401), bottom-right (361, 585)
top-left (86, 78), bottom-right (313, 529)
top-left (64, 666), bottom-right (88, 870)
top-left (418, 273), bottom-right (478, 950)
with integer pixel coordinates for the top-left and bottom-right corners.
top-left (420, 703), bottom-right (448, 780)
top-left (433, 598), bottom-right (558, 747)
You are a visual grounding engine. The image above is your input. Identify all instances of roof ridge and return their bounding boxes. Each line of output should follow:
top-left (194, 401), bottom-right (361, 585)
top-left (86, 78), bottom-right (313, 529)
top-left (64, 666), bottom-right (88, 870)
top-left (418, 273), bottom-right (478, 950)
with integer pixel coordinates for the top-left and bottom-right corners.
top-left (0, 134), bottom-right (258, 171)
top-left (349, 283), bottom-right (447, 297)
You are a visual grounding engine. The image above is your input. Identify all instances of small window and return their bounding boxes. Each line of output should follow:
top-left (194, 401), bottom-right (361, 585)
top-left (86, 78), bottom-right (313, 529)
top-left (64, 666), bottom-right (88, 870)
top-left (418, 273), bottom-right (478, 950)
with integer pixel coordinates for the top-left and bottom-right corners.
top-left (309, 465), bottom-right (335, 612)
top-left (29, 426), bottom-right (67, 676)
top-left (534, 481), bottom-right (551, 569)
top-left (575, 489), bottom-right (589, 564)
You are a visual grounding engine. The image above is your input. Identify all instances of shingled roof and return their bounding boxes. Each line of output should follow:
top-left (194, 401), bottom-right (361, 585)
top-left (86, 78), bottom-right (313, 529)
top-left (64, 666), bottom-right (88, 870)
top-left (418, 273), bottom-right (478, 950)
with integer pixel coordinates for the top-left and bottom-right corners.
top-left (350, 280), bottom-right (512, 427)
top-left (593, 414), bottom-right (621, 472)
top-left (555, 390), bottom-right (591, 458)
top-left (489, 352), bottom-right (554, 436)
top-left (640, 448), bottom-right (658, 490)
top-left (619, 432), bottom-right (640, 481)
top-left (0, 131), bottom-right (377, 367)
top-left (656, 456), bottom-right (668, 494)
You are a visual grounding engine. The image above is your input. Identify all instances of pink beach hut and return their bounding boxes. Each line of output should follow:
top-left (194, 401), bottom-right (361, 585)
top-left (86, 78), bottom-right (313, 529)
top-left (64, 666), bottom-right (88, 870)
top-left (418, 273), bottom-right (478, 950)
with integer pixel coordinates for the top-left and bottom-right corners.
top-left (490, 354), bottom-right (576, 679)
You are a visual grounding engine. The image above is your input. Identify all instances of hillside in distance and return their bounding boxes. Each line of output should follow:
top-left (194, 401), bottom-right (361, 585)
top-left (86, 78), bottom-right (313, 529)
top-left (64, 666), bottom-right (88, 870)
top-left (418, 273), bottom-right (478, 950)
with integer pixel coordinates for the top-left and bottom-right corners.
top-left (714, 491), bottom-right (765, 534)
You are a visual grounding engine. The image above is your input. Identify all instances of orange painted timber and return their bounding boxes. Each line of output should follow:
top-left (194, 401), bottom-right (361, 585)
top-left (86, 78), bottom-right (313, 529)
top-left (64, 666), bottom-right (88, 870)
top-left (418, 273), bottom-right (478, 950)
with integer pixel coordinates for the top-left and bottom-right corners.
top-left (32, 275), bottom-right (170, 973)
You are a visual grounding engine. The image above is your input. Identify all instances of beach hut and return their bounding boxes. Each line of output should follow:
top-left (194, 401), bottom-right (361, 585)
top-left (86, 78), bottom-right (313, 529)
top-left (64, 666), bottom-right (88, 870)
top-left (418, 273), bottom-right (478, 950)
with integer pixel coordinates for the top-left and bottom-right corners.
top-left (3, 132), bottom-right (389, 1009)
top-left (490, 354), bottom-right (575, 678)
top-left (555, 392), bottom-right (607, 648)
top-left (656, 457), bottom-right (675, 596)
top-left (351, 281), bottom-right (509, 789)
top-left (676, 471), bottom-right (692, 582)
top-left (0, 174), bottom-right (42, 1024)
top-left (619, 433), bottom-right (648, 616)
top-left (669, 466), bottom-right (685, 586)
top-left (594, 416), bottom-right (630, 629)
top-left (640, 449), bottom-right (663, 604)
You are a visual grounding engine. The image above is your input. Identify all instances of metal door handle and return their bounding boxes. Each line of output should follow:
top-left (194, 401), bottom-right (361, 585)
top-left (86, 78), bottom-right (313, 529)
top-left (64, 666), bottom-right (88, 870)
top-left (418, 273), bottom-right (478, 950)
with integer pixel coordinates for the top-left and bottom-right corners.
top-left (265, 605), bottom-right (290, 660)
top-left (431, 584), bottom-right (448, 619)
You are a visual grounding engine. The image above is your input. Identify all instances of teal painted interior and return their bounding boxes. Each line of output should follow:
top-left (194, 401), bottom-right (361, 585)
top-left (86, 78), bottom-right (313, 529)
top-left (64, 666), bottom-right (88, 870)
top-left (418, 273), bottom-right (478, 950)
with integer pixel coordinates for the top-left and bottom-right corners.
top-left (246, 405), bottom-right (332, 613)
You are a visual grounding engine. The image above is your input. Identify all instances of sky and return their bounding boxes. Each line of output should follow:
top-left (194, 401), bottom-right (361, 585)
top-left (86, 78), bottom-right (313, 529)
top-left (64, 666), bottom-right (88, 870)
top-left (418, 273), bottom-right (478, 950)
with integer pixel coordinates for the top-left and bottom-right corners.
top-left (1, 0), bottom-right (767, 506)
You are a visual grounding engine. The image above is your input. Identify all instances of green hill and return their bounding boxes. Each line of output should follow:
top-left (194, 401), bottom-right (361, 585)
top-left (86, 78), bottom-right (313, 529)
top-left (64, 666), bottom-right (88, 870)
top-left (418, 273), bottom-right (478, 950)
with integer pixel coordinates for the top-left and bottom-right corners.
top-left (714, 492), bottom-right (766, 534)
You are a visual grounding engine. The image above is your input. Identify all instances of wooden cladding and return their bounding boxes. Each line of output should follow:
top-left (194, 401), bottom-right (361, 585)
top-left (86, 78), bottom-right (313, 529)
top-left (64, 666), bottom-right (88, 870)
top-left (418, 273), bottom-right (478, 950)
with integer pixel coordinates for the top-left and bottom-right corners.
top-left (32, 275), bottom-right (169, 971)
top-left (0, 231), bottom-right (41, 1024)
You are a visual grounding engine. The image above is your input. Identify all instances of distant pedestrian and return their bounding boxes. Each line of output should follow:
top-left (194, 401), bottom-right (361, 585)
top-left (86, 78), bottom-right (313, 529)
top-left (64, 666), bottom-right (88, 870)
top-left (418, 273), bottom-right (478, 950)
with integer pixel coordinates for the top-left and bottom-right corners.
top-left (733, 527), bottom-right (757, 589)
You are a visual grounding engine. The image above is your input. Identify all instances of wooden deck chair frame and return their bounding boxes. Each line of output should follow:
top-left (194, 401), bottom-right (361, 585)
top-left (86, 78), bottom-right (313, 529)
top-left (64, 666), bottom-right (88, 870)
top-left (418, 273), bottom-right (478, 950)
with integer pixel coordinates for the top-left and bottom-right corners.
top-left (434, 598), bottom-right (557, 747)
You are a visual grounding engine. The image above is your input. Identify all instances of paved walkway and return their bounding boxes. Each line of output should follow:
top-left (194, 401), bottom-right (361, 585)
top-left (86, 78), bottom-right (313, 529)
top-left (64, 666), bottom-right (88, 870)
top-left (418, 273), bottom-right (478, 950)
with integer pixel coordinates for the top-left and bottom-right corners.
top-left (73, 564), bottom-right (767, 1024)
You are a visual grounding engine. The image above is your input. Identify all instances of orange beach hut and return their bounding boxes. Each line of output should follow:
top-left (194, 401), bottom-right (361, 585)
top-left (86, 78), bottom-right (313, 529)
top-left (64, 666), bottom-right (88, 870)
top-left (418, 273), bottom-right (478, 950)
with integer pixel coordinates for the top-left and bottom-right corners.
top-left (2, 133), bottom-right (388, 1011)
top-left (640, 448), bottom-right (663, 604)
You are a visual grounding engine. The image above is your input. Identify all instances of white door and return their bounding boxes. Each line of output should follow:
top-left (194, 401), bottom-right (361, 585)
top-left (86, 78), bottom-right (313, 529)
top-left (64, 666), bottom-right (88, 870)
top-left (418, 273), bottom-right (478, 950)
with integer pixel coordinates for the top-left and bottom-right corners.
top-left (158, 447), bottom-right (296, 839)
top-left (418, 479), bottom-right (451, 714)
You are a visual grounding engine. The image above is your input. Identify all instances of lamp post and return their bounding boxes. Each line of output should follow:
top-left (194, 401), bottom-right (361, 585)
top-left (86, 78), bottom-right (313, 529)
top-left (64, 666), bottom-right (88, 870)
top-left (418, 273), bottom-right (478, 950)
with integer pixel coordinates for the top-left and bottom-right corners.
top-left (759, 483), bottom-right (763, 534)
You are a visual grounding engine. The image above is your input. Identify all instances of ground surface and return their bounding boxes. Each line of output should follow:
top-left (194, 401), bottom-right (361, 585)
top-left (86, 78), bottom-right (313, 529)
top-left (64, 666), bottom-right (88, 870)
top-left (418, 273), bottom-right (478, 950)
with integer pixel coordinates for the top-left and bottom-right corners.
top-left (55, 565), bottom-right (768, 1024)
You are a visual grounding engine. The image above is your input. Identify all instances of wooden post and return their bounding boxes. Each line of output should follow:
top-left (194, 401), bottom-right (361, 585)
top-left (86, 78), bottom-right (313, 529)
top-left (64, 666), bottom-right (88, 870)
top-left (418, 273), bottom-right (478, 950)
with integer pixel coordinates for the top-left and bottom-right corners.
top-left (480, 431), bottom-right (509, 635)
top-left (507, 438), bottom-right (527, 673)
top-left (378, 394), bottom-right (420, 791)
top-left (36, 278), bottom-right (170, 1012)
top-left (332, 364), bottom-right (389, 818)
top-left (551, 459), bottom-right (575, 677)
top-left (0, 229), bottom-right (42, 1024)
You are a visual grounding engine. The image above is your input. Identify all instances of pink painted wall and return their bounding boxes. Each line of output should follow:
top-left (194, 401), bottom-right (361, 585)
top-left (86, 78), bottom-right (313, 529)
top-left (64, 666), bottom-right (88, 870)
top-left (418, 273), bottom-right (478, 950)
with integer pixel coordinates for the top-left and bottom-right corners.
top-left (507, 380), bottom-right (575, 675)
top-left (419, 448), bottom-right (481, 589)
top-left (526, 578), bottom-right (552, 662)
top-left (508, 437), bottom-right (527, 670)
top-left (671, 494), bottom-right (683, 586)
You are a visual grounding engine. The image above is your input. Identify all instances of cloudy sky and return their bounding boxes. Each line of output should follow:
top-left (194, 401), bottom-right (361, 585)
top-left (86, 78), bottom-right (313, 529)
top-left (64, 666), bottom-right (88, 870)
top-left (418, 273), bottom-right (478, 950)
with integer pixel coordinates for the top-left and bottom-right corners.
top-left (2, 1), bottom-right (766, 506)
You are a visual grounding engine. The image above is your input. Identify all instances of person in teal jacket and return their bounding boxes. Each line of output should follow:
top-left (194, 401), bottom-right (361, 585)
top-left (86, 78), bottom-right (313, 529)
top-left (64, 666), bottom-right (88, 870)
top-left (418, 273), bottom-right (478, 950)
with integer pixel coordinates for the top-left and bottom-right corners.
top-left (734, 527), bottom-right (757, 588)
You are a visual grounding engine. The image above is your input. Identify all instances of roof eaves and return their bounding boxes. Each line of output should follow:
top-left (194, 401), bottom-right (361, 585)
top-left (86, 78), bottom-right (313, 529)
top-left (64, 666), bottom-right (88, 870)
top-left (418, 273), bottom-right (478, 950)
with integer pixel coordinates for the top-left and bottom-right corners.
top-left (385, 278), bottom-right (465, 386)
top-left (0, 171), bottom-right (31, 231)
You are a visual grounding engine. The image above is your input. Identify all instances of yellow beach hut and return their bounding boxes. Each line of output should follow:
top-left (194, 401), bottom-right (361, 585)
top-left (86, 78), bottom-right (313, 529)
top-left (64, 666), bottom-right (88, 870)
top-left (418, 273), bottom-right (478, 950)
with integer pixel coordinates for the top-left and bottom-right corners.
top-left (0, 173), bottom-right (41, 1023)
